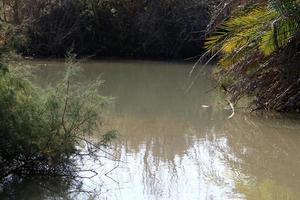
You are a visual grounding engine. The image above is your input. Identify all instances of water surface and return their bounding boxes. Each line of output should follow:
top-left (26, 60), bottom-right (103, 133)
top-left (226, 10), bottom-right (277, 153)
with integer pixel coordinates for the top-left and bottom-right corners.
top-left (2, 60), bottom-right (300, 200)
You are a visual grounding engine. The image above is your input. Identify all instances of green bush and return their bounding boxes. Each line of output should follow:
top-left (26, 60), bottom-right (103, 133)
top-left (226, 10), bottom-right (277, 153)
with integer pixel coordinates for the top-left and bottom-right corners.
top-left (0, 59), bottom-right (116, 179)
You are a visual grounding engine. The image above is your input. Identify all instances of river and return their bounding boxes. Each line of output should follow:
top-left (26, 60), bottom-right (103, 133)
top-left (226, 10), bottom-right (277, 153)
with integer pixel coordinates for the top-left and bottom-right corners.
top-left (1, 60), bottom-right (300, 200)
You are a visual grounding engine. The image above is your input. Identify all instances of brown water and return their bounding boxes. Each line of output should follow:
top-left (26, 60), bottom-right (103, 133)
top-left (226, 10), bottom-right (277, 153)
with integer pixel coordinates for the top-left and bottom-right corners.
top-left (2, 60), bottom-right (300, 200)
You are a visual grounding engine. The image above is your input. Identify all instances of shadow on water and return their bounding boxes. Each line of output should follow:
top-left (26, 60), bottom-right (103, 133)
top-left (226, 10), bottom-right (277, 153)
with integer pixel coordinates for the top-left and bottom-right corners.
top-left (0, 175), bottom-right (79, 200)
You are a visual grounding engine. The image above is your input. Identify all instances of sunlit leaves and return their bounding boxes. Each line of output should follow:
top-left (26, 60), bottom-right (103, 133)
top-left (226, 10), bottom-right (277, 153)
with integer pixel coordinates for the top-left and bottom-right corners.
top-left (204, 0), bottom-right (300, 110)
top-left (205, 4), bottom-right (299, 69)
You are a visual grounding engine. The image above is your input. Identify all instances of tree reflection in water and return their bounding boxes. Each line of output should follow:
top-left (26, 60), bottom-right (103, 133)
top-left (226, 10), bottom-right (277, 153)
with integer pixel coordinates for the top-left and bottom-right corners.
top-left (99, 107), bottom-right (300, 200)
top-left (0, 175), bottom-right (83, 199)
top-left (6, 60), bottom-right (300, 200)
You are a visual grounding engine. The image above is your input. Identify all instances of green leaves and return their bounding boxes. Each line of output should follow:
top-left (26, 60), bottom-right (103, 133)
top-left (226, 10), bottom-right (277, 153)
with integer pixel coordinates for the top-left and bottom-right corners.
top-left (0, 60), bottom-right (114, 178)
top-left (269, 0), bottom-right (300, 19)
top-left (260, 17), bottom-right (298, 55)
top-left (205, 5), bottom-right (299, 67)
top-left (205, 0), bottom-right (300, 111)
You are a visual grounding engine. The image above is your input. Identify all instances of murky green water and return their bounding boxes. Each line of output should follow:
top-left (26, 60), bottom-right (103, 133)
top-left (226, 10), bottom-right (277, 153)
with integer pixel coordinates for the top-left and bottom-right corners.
top-left (1, 60), bottom-right (300, 200)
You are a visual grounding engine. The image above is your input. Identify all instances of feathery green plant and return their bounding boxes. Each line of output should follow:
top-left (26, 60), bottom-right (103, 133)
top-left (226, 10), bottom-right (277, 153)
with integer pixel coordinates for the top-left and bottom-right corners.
top-left (0, 58), bottom-right (116, 179)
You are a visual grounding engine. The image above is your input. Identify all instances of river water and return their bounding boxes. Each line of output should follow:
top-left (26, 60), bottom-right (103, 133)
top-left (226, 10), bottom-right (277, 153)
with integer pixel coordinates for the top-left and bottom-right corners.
top-left (1, 60), bottom-right (300, 200)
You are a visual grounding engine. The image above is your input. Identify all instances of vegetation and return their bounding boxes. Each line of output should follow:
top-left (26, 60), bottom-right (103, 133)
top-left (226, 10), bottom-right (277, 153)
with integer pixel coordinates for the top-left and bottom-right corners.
top-left (1, 63), bottom-right (118, 179)
top-left (0, 19), bottom-right (116, 179)
top-left (0, 59), bottom-right (117, 179)
top-left (1, 0), bottom-right (218, 58)
top-left (0, 0), bottom-right (300, 198)
top-left (205, 0), bottom-right (300, 111)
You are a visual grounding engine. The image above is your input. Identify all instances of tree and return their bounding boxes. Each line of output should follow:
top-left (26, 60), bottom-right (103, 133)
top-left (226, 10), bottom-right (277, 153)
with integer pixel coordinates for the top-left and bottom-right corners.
top-left (205, 0), bottom-right (300, 111)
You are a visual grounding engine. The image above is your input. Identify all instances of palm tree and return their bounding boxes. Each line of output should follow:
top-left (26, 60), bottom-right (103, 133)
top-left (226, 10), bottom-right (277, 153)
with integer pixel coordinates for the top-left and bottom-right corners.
top-left (205, 0), bottom-right (300, 111)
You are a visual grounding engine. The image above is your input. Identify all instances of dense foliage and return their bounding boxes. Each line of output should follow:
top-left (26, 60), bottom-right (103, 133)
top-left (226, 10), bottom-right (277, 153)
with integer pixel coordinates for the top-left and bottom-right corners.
top-left (0, 60), bottom-right (116, 179)
top-left (0, 20), bottom-right (116, 178)
top-left (1, 0), bottom-right (216, 58)
top-left (206, 0), bottom-right (300, 111)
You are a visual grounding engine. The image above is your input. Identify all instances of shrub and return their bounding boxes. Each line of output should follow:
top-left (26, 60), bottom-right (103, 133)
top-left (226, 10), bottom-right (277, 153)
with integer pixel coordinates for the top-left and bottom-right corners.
top-left (0, 58), bottom-right (116, 179)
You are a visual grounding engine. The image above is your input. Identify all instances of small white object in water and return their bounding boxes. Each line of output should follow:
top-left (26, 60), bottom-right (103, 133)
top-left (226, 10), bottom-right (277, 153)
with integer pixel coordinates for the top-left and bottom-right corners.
top-left (201, 105), bottom-right (209, 108)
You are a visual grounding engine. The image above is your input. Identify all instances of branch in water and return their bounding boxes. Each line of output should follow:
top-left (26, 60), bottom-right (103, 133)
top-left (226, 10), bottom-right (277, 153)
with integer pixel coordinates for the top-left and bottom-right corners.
top-left (226, 99), bottom-right (235, 119)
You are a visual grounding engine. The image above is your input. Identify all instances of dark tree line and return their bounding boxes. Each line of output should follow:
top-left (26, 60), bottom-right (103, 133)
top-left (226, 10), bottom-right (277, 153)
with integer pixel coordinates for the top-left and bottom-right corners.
top-left (2, 0), bottom-right (218, 58)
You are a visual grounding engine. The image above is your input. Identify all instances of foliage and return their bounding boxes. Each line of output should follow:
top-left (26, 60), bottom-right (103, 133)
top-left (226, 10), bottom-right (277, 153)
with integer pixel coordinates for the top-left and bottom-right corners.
top-left (205, 0), bottom-right (300, 111)
top-left (0, 59), bottom-right (116, 179)
top-left (3, 0), bottom-right (215, 58)
top-left (0, 21), bottom-right (12, 71)
top-left (0, 17), bottom-right (26, 71)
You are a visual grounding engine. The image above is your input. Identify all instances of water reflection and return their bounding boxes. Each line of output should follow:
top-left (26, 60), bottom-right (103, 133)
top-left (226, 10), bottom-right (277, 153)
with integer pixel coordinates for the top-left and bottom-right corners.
top-left (99, 113), bottom-right (300, 200)
top-left (0, 175), bottom-right (79, 200)
top-left (222, 114), bottom-right (300, 199)
top-left (2, 60), bottom-right (300, 200)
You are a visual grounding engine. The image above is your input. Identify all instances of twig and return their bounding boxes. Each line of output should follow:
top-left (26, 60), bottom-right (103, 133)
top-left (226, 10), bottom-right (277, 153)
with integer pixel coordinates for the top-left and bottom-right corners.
top-left (226, 99), bottom-right (235, 119)
top-left (71, 135), bottom-right (125, 163)
top-left (104, 165), bottom-right (120, 184)
top-left (61, 80), bottom-right (70, 133)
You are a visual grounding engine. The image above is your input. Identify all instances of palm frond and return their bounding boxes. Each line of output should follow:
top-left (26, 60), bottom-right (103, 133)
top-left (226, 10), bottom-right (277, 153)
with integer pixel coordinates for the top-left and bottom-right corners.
top-left (204, 0), bottom-right (300, 111)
